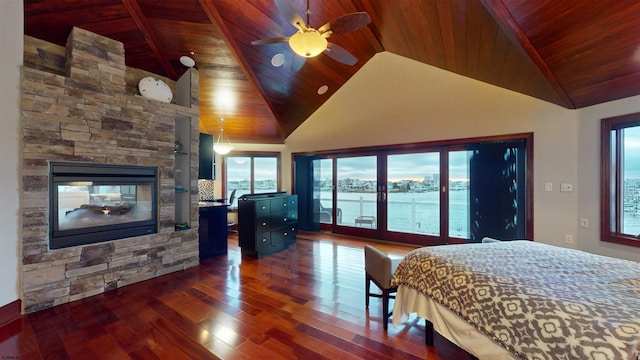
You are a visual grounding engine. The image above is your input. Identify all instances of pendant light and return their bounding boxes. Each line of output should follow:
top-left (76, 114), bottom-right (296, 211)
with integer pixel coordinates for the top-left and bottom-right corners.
top-left (213, 118), bottom-right (234, 155)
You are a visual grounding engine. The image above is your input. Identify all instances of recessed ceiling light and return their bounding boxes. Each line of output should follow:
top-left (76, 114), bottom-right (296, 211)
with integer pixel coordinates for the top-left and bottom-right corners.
top-left (271, 53), bottom-right (285, 67)
top-left (317, 85), bottom-right (328, 95)
top-left (180, 55), bottom-right (195, 67)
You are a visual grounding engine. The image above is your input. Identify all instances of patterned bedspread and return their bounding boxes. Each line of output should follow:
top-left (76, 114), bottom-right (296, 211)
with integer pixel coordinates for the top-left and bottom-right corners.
top-left (391, 241), bottom-right (640, 360)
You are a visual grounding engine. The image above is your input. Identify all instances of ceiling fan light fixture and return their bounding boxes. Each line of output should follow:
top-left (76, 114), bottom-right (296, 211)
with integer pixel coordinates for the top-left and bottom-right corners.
top-left (289, 29), bottom-right (327, 58)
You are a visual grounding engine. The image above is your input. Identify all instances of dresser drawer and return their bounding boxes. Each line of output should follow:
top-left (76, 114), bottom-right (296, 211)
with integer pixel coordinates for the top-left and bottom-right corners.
top-left (285, 224), bottom-right (297, 244)
top-left (270, 213), bottom-right (297, 227)
top-left (255, 217), bottom-right (271, 233)
top-left (258, 232), bottom-right (286, 256)
top-left (272, 224), bottom-right (296, 242)
top-left (254, 200), bottom-right (270, 217)
top-left (257, 233), bottom-right (271, 252)
top-left (269, 196), bottom-right (289, 213)
top-left (287, 195), bottom-right (297, 209)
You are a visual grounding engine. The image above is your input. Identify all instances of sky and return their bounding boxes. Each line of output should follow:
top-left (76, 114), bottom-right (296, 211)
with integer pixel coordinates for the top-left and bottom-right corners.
top-left (225, 153), bottom-right (471, 184)
top-left (225, 134), bottom-right (640, 188)
top-left (226, 156), bottom-right (278, 181)
top-left (319, 152), bottom-right (471, 182)
top-left (624, 127), bottom-right (640, 179)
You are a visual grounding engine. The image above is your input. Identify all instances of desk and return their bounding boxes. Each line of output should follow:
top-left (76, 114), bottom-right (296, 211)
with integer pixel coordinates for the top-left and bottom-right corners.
top-left (199, 198), bottom-right (226, 203)
top-left (355, 216), bottom-right (376, 228)
top-left (198, 202), bottom-right (228, 259)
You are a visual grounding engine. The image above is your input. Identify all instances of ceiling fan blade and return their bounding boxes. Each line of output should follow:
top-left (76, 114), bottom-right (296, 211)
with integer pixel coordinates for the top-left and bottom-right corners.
top-left (274, 0), bottom-right (307, 31)
top-left (318, 12), bottom-right (371, 36)
top-left (251, 36), bottom-right (290, 45)
top-left (324, 42), bottom-right (358, 66)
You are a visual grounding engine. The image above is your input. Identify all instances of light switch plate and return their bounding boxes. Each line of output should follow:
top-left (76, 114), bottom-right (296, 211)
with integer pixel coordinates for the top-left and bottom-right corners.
top-left (560, 183), bottom-right (574, 192)
top-left (579, 218), bottom-right (588, 228)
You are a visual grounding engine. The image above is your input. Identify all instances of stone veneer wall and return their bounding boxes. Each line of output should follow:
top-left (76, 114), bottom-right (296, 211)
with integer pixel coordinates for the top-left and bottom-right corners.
top-left (21, 27), bottom-right (200, 313)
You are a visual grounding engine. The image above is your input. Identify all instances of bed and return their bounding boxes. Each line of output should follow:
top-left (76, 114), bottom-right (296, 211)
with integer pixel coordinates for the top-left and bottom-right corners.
top-left (390, 240), bottom-right (640, 360)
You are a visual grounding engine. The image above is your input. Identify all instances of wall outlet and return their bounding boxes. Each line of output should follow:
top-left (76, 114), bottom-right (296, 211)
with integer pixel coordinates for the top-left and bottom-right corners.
top-left (565, 234), bottom-right (574, 244)
top-left (544, 183), bottom-right (552, 192)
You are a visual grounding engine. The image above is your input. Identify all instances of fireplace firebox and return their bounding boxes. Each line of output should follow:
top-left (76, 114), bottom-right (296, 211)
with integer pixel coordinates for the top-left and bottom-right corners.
top-left (49, 162), bottom-right (158, 249)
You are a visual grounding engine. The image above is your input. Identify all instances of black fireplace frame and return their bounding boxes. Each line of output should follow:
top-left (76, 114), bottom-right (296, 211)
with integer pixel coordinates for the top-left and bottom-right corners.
top-left (49, 162), bottom-right (158, 249)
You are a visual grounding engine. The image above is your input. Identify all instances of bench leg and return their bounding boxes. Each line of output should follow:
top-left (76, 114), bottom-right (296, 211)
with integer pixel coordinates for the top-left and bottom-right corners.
top-left (365, 274), bottom-right (370, 307)
top-left (425, 319), bottom-right (434, 346)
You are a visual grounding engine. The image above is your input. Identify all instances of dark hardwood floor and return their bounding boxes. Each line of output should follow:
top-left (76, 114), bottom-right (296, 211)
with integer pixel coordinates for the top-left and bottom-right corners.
top-left (0, 231), bottom-right (472, 359)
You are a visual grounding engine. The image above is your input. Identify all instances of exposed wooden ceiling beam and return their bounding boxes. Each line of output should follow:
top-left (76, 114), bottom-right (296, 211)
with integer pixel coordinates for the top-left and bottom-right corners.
top-left (480, 0), bottom-right (575, 109)
top-left (121, 0), bottom-right (178, 79)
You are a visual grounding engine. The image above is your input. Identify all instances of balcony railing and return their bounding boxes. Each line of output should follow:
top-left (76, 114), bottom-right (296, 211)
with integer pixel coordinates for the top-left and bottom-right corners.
top-left (322, 194), bottom-right (469, 238)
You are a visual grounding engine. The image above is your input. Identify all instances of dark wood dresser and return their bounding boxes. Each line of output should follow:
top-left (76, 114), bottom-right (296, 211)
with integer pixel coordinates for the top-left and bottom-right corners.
top-left (237, 192), bottom-right (298, 258)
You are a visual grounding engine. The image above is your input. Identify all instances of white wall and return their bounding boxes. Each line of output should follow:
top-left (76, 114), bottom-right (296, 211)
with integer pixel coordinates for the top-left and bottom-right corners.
top-left (0, 0), bottom-right (23, 308)
top-left (282, 52), bottom-right (637, 261)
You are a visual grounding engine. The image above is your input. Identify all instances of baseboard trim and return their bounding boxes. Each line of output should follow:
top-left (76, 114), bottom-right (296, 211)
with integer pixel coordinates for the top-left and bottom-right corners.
top-left (0, 300), bottom-right (21, 327)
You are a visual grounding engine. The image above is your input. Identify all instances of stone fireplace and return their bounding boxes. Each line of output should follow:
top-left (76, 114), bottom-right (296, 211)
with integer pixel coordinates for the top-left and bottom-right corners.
top-left (21, 28), bottom-right (200, 312)
top-left (49, 162), bottom-right (158, 249)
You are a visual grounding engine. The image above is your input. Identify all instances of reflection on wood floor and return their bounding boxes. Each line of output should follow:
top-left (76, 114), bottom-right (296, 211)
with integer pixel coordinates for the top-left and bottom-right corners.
top-left (0, 231), bottom-right (474, 359)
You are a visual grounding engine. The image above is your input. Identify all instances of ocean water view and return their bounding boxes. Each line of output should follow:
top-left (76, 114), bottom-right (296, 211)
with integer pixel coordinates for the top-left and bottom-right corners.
top-left (229, 187), bottom-right (470, 237)
top-left (320, 190), bottom-right (470, 238)
top-left (230, 183), bottom-right (640, 238)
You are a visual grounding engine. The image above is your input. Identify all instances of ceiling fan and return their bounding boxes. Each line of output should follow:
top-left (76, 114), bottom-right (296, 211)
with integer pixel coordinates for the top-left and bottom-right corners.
top-left (251, 0), bottom-right (371, 66)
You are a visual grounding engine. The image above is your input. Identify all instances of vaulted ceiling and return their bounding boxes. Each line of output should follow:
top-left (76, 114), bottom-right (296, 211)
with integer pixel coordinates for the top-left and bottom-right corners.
top-left (24, 0), bottom-right (640, 144)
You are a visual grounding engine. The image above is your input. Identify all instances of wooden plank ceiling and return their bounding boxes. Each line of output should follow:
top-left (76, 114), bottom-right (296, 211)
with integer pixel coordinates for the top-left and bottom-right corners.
top-left (24, 0), bottom-right (640, 143)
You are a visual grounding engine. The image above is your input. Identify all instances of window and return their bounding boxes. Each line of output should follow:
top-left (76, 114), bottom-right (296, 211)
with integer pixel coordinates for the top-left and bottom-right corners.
top-left (601, 113), bottom-right (640, 248)
top-left (224, 153), bottom-right (280, 208)
top-left (387, 152), bottom-right (440, 235)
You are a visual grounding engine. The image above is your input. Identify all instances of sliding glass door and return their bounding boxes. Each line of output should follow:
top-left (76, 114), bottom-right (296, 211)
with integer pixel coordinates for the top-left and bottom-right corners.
top-left (301, 134), bottom-right (531, 245)
top-left (386, 152), bottom-right (440, 236)
top-left (336, 156), bottom-right (378, 230)
top-left (315, 158), bottom-right (335, 225)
